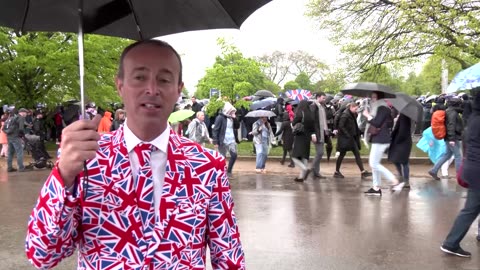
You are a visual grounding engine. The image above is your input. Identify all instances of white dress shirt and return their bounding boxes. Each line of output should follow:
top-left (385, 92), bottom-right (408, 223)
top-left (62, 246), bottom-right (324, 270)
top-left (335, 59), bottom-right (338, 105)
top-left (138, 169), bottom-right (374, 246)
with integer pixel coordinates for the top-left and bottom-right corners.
top-left (123, 119), bottom-right (169, 221)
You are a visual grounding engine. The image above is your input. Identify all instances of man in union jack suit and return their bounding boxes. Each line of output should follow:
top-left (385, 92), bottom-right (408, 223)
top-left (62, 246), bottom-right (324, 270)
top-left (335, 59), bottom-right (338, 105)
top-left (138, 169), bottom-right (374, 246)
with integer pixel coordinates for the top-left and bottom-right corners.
top-left (26, 40), bottom-right (245, 269)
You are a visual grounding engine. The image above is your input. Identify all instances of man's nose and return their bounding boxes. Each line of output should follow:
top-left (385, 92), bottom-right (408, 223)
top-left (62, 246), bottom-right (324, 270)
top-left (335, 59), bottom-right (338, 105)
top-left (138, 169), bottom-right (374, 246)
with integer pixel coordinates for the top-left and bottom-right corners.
top-left (145, 79), bottom-right (160, 96)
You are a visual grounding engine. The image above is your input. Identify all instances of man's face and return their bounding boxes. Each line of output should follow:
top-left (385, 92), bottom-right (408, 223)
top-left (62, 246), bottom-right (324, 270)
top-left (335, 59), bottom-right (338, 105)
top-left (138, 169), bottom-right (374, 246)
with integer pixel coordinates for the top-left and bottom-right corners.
top-left (371, 93), bottom-right (378, 102)
top-left (191, 97), bottom-right (196, 104)
top-left (197, 112), bottom-right (205, 122)
top-left (116, 44), bottom-right (183, 133)
top-left (317, 95), bottom-right (326, 104)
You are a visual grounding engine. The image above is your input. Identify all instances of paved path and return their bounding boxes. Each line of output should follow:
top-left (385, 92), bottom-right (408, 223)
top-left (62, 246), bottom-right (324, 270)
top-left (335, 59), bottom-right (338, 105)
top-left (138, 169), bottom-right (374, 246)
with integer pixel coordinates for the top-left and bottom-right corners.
top-left (0, 159), bottom-right (478, 270)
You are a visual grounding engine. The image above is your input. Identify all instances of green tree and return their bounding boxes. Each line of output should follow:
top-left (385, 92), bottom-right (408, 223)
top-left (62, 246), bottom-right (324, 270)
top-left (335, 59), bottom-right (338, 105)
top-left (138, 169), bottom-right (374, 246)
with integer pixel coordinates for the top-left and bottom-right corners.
top-left (314, 68), bottom-right (346, 94)
top-left (0, 28), bottom-right (130, 109)
top-left (284, 81), bottom-right (300, 91)
top-left (306, 0), bottom-right (480, 73)
top-left (294, 72), bottom-right (314, 90)
top-left (416, 56), bottom-right (462, 95)
top-left (195, 38), bottom-right (278, 102)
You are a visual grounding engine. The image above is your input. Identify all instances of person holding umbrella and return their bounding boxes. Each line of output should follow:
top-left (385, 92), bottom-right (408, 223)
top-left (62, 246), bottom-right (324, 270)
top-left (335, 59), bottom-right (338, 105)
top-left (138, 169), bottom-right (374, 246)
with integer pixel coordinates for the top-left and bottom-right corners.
top-left (26, 40), bottom-right (245, 269)
top-left (250, 115), bottom-right (274, 173)
top-left (388, 113), bottom-right (413, 188)
top-left (291, 100), bottom-right (315, 182)
top-left (362, 91), bottom-right (404, 195)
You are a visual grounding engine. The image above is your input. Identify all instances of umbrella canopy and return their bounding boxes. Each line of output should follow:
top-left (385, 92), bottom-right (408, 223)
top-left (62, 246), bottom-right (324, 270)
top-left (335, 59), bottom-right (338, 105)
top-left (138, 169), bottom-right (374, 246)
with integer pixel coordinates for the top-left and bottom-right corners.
top-left (250, 97), bottom-right (277, 110)
top-left (285, 89), bottom-right (312, 101)
top-left (446, 62), bottom-right (480, 93)
top-left (245, 110), bottom-right (276, 118)
top-left (341, 82), bottom-right (396, 98)
top-left (1, 0), bottom-right (272, 40)
top-left (389, 93), bottom-right (424, 123)
top-left (168, 109), bottom-right (195, 123)
top-left (254, 89), bottom-right (275, 98)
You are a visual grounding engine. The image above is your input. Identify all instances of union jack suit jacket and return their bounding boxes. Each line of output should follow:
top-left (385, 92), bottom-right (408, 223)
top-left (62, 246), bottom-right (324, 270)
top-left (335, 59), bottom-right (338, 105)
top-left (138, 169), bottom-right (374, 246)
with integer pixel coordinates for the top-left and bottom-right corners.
top-left (26, 128), bottom-right (245, 269)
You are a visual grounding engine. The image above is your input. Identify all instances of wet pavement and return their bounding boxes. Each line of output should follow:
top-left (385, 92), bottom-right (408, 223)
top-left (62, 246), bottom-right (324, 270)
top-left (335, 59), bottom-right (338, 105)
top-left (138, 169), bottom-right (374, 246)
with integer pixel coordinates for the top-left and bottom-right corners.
top-left (1, 159), bottom-right (479, 270)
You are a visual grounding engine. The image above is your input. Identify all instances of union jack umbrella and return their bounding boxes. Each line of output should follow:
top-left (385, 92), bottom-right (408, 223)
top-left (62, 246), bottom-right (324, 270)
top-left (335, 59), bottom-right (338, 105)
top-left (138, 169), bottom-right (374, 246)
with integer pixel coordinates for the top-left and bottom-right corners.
top-left (285, 89), bottom-right (312, 101)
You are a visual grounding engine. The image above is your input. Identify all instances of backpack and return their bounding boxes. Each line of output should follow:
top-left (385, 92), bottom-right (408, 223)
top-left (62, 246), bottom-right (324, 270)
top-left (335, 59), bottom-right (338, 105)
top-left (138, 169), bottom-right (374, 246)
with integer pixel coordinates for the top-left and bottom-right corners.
top-left (2, 115), bottom-right (18, 135)
top-left (431, 110), bottom-right (446, 140)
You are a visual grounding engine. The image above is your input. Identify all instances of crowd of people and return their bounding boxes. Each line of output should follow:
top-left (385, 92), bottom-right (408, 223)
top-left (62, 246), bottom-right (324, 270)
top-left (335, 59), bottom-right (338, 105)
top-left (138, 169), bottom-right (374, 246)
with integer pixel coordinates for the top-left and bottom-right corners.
top-left (0, 39), bottom-right (476, 268)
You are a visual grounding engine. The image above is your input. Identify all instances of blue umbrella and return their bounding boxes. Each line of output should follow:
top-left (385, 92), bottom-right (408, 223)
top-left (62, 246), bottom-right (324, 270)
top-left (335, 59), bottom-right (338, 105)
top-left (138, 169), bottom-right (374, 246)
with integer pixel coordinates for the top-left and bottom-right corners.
top-left (250, 97), bottom-right (277, 110)
top-left (446, 62), bottom-right (480, 93)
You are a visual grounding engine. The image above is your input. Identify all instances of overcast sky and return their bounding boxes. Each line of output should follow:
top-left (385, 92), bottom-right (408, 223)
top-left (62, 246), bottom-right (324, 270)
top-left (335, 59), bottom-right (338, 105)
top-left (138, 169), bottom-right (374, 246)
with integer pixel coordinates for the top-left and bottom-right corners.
top-left (159, 0), bottom-right (339, 94)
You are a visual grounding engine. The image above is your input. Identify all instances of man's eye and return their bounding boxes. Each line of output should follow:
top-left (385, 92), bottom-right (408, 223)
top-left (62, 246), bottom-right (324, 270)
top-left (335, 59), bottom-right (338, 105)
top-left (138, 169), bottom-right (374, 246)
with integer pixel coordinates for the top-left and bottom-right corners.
top-left (158, 78), bottom-right (170, 83)
top-left (134, 75), bottom-right (146, 80)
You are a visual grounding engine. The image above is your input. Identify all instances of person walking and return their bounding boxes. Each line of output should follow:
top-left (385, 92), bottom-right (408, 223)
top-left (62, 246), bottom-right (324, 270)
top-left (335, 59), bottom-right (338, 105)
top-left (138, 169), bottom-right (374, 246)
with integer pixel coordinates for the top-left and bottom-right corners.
top-left (97, 110), bottom-right (113, 134)
top-left (310, 92), bottom-right (329, 179)
top-left (2, 108), bottom-right (29, 172)
top-left (275, 111), bottom-right (295, 167)
top-left (440, 90), bottom-right (480, 258)
top-left (212, 102), bottom-right (239, 178)
top-left (187, 111), bottom-right (212, 146)
top-left (273, 97), bottom-right (285, 145)
top-left (334, 102), bottom-right (371, 179)
top-left (388, 113), bottom-right (413, 188)
top-left (428, 97), bottom-right (464, 180)
top-left (362, 92), bottom-right (404, 195)
top-left (110, 109), bottom-right (126, 131)
top-left (0, 112), bottom-right (8, 157)
top-left (251, 116), bottom-right (274, 173)
top-left (291, 100), bottom-right (315, 182)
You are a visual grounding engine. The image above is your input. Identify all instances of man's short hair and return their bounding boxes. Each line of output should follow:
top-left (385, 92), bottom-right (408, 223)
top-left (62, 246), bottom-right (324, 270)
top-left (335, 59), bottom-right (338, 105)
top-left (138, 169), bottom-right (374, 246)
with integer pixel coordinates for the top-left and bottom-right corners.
top-left (117, 40), bottom-right (183, 83)
top-left (191, 96), bottom-right (196, 99)
top-left (315, 92), bottom-right (326, 98)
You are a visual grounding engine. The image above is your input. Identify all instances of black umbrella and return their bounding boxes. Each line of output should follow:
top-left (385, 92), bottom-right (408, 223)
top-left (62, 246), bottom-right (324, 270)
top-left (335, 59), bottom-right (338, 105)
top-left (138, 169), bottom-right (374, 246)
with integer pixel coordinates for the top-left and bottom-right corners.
top-left (1, 0), bottom-right (272, 40)
top-left (389, 92), bottom-right (424, 123)
top-left (0, 0), bottom-right (271, 199)
top-left (254, 89), bottom-right (275, 98)
top-left (341, 82), bottom-right (396, 98)
top-left (0, 0), bottom-right (272, 117)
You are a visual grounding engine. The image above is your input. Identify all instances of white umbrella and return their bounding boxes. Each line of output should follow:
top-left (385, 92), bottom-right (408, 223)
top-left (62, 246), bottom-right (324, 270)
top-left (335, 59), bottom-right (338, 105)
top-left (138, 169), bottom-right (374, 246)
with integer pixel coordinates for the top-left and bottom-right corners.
top-left (245, 110), bottom-right (276, 118)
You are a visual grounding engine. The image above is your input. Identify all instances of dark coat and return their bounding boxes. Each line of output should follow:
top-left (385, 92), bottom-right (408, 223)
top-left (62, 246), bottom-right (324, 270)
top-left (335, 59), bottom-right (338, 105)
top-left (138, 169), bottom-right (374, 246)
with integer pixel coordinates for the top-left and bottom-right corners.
top-left (274, 98), bottom-right (285, 122)
top-left (388, 114), bottom-right (412, 164)
top-left (275, 112), bottom-right (294, 151)
top-left (291, 109), bottom-right (315, 159)
top-left (336, 109), bottom-right (361, 152)
top-left (310, 102), bottom-right (330, 144)
top-left (445, 107), bottom-right (464, 142)
top-left (462, 110), bottom-right (480, 190)
top-left (369, 105), bottom-right (393, 144)
top-left (212, 114), bottom-right (239, 146)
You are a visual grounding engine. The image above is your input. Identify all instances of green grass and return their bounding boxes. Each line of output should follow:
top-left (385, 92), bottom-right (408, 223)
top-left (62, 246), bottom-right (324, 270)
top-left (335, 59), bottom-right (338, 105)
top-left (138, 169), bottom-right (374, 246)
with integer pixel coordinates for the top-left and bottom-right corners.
top-left (207, 138), bottom-right (428, 158)
top-left (46, 138), bottom-right (428, 157)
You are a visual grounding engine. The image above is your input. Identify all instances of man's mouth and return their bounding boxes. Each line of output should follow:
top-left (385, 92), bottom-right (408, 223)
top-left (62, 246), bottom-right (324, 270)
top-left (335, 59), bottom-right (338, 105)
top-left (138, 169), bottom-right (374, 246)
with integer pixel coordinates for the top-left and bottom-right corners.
top-left (141, 103), bottom-right (161, 109)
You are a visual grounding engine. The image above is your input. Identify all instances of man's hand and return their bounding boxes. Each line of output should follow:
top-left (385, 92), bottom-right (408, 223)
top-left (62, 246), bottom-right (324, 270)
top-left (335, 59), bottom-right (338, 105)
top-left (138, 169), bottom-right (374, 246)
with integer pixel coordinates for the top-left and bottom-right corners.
top-left (311, 134), bottom-right (317, 143)
top-left (214, 144), bottom-right (218, 150)
top-left (57, 114), bottom-right (102, 188)
top-left (449, 141), bottom-right (455, 147)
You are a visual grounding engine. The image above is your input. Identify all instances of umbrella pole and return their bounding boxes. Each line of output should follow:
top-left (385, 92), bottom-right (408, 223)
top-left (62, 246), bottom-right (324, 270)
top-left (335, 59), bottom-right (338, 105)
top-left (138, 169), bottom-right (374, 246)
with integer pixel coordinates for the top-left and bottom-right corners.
top-left (78, 0), bottom-right (86, 119)
top-left (77, 0), bottom-right (89, 200)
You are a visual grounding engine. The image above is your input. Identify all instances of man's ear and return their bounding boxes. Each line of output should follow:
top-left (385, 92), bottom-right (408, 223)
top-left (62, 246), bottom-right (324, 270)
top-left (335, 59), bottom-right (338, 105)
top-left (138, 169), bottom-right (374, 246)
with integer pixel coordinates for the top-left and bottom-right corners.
top-left (115, 76), bottom-right (124, 98)
top-left (178, 82), bottom-right (184, 95)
